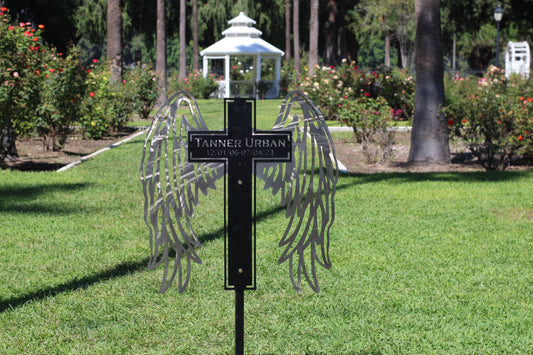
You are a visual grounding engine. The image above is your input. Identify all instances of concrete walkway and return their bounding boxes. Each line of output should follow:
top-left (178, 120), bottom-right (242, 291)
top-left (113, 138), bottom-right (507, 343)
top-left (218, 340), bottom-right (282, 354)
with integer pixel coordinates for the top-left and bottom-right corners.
top-left (56, 129), bottom-right (147, 172)
top-left (328, 126), bottom-right (411, 132)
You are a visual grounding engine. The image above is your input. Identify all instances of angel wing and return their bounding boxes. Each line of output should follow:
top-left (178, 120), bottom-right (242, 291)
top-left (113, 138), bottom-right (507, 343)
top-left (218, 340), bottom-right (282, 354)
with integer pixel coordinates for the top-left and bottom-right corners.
top-left (140, 91), bottom-right (224, 293)
top-left (256, 91), bottom-right (339, 293)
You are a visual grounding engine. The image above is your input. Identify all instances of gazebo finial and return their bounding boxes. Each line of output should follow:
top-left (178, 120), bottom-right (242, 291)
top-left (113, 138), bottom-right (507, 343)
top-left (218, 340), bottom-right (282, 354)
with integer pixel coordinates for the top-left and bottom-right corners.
top-left (223, 12), bottom-right (261, 38)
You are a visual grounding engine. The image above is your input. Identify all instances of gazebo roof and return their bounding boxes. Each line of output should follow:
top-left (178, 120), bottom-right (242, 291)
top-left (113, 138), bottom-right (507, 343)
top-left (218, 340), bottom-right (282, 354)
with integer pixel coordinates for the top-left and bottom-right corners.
top-left (200, 12), bottom-right (284, 57)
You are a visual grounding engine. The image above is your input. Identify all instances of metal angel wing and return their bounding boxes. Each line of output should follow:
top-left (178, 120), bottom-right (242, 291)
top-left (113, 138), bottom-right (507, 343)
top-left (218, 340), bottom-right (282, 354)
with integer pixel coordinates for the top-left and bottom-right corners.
top-left (140, 91), bottom-right (224, 293)
top-left (256, 91), bottom-right (339, 293)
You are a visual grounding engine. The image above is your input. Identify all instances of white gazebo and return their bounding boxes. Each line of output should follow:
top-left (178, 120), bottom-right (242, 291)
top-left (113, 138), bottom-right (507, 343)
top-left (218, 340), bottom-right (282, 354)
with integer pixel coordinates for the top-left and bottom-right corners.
top-left (200, 12), bottom-right (284, 98)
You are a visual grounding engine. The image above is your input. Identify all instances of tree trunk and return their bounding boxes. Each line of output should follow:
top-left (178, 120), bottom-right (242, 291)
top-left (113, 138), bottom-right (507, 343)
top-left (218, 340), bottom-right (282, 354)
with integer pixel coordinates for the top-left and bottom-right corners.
top-left (285, 0), bottom-right (291, 62)
top-left (179, 0), bottom-right (186, 79)
top-left (192, 0), bottom-right (199, 72)
top-left (337, 0), bottom-right (357, 62)
top-left (324, 0), bottom-right (336, 66)
top-left (1, 126), bottom-right (18, 162)
top-left (384, 31), bottom-right (391, 67)
top-left (408, 0), bottom-right (450, 164)
top-left (308, 0), bottom-right (319, 77)
top-left (107, 0), bottom-right (122, 85)
top-left (293, 0), bottom-right (300, 76)
top-left (156, 0), bottom-right (167, 105)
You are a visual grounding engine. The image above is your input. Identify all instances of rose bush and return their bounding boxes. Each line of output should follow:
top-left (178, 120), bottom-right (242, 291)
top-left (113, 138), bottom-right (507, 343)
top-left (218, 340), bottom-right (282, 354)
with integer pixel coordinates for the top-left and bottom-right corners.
top-left (338, 96), bottom-right (396, 163)
top-left (0, 8), bottom-right (44, 161)
top-left (35, 48), bottom-right (88, 151)
top-left (1, 7), bottom-right (156, 161)
top-left (292, 61), bottom-right (414, 122)
top-left (126, 64), bottom-right (158, 120)
top-left (168, 70), bottom-right (219, 99)
top-left (79, 60), bottom-right (136, 139)
top-left (445, 66), bottom-right (533, 170)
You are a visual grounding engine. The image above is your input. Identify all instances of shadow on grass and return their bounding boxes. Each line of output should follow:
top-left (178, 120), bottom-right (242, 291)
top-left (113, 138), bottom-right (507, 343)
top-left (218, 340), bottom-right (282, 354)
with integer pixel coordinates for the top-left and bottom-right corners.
top-left (0, 182), bottom-right (92, 214)
top-left (2, 161), bottom-right (67, 172)
top-left (0, 258), bottom-right (151, 313)
top-left (0, 202), bottom-right (287, 313)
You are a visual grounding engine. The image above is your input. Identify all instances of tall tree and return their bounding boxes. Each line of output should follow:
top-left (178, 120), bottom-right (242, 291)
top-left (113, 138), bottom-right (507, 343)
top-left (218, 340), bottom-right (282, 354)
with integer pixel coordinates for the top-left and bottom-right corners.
top-left (337, 0), bottom-right (358, 63)
top-left (156, 0), bottom-right (167, 105)
top-left (349, 0), bottom-right (414, 69)
top-left (324, 0), bottom-right (336, 66)
top-left (293, 0), bottom-right (300, 76)
top-left (192, 0), bottom-right (199, 72)
top-left (308, 0), bottom-right (319, 77)
top-left (285, 0), bottom-right (291, 61)
top-left (179, 0), bottom-right (186, 79)
top-left (107, 0), bottom-right (122, 84)
top-left (408, 0), bottom-right (450, 164)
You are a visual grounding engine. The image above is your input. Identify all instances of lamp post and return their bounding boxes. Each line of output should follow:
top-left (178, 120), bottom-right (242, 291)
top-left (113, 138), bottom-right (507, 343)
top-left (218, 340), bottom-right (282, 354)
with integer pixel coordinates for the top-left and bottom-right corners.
top-left (494, 4), bottom-right (503, 67)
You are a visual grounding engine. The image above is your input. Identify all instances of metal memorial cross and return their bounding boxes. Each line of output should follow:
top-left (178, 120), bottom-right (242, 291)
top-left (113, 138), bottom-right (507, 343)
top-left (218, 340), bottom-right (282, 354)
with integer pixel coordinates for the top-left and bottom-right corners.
top-left (140, 91), bottom-right (338, 355)
top-left (188, 98), bottom-right (291, 354)
top-left (189, 98), bottom-right (291, 290)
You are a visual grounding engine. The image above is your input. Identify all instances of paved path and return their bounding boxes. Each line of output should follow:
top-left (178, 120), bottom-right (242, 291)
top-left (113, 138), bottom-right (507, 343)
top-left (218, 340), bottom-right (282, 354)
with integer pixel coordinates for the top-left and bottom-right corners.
top-left (56, 129), bottom-right (147, 172)
top-left (328, 126), bottom-right (411, 132)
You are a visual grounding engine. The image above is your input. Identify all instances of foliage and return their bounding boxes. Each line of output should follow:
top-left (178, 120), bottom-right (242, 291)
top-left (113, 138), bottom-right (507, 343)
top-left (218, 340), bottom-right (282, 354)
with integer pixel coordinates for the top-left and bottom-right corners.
top-left (79, 60), bottom-right (136, 139)
top-left (0, 6), bottom-right (161, 160)
top-left (293, 60), bottom-right (414, 122)
top-left (0, 8), bottom-right (45, 161)
top-left (338, 96), bottom-right (396, 163)
top-left (348, 0), bottom-right (415, 69)
top-left (168, 70), bottom-right (219, 99)
top-left (457, 23), bottom-right (498, 70)
top-left (35, 48), bottom-right (88, 151)
top-left (445, 66), bottom-right (533, 170)
top-left (5, 0), bottom-right (533, 76)
top-left (126, 64), bottom-right (159, 120)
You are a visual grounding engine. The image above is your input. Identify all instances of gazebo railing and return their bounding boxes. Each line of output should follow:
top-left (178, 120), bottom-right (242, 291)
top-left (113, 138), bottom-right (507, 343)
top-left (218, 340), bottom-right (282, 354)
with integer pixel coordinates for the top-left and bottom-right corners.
top-left (217, 80), bottom-right (279, 99)
top-left (230, 80), bottom-right (255, 97)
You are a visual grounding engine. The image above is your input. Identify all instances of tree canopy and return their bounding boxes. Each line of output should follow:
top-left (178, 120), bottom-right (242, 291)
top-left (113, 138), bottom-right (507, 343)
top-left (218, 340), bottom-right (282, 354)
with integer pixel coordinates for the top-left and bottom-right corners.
top-left (2, 0), bottom-right (532, 71)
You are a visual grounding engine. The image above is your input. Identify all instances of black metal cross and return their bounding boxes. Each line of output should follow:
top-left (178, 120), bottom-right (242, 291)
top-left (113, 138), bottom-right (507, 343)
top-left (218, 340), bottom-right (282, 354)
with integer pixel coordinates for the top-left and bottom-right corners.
top-left (189, 98), bottom-right (291, 290)
top-left (188, 98), bottom-right (291, 354)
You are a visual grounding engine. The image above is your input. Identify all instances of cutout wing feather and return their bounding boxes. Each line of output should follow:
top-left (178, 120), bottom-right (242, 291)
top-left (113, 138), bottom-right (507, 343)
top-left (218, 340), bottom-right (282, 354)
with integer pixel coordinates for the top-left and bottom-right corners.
top-left (257, 92), bottom-right (339, 293)
top-left (140, 91), bottom-right (224, 293)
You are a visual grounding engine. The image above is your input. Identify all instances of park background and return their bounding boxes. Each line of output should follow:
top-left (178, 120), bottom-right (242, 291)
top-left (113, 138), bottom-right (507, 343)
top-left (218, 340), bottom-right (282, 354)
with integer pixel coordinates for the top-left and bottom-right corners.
top-left (1, 0), bottom-right (533, 354)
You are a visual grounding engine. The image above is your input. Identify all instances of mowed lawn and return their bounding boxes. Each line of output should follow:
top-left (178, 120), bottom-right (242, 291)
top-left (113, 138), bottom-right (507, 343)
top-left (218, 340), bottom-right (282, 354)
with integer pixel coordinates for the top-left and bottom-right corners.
top-left (1, 99), bottom-right (533, 354)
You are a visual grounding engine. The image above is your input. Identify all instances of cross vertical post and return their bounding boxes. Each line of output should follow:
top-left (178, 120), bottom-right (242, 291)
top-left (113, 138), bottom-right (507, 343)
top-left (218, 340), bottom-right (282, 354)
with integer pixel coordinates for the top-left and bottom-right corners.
top-left (188, 98), bottom-right (292, 354)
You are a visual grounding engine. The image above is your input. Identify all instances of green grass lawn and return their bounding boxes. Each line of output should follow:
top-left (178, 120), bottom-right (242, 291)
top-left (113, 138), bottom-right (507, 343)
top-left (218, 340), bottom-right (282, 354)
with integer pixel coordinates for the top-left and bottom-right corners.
top-left (1, 100), bottom-right (533, 354)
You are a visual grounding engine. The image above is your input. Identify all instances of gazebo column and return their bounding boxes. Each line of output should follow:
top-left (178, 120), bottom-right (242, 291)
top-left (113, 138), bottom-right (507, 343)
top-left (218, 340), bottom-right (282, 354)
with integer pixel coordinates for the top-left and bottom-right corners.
top-left (255, 55), bottom-right (261, 99)
top-left (224, 54), bottom-right (231, 98)
top-left (202, 56), bottom-right (208, 78)
top-left (275, 56), bottom-right (281, 98)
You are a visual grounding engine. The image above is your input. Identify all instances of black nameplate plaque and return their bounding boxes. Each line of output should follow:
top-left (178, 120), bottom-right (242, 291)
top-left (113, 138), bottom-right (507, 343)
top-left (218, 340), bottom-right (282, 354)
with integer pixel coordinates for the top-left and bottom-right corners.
top-left (188, 98), bottom-right (291, 290)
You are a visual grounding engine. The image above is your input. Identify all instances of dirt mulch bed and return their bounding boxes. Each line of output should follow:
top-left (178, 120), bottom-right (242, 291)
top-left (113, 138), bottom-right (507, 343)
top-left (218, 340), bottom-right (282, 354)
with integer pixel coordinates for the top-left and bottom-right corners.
top-left (2, 130), bottom-right (532, 173)
top-left (334, 132), bottom-right (532, 174)
top-left (2, 128), bottom-right (143, 172)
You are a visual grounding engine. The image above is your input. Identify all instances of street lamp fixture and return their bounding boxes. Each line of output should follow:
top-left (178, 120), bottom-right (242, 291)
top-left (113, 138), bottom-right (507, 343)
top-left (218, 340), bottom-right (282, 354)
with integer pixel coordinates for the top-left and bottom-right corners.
top-left (494, 4), bottom-right (503, 22)
top-left (494, 4), bottom-right (503, 67)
